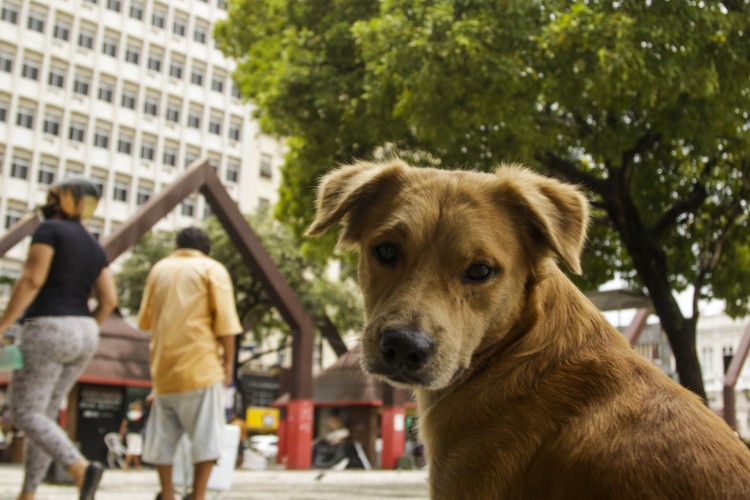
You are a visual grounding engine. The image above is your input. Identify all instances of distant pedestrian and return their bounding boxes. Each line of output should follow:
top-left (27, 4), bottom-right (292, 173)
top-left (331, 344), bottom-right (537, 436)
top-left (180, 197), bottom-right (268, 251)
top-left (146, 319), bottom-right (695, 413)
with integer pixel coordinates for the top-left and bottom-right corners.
top-left (0, 178), bottom-right (118, 500)
top-left (119, 399), bottom-right (145, 470)
top-left (138, 227), bottom-right (242, 500)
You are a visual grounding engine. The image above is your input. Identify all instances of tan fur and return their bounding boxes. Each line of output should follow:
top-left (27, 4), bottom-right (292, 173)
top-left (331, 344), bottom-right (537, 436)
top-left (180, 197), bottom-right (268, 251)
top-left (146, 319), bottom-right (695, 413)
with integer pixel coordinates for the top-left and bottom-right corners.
top-left (308, 160), bottom-right (750, 499)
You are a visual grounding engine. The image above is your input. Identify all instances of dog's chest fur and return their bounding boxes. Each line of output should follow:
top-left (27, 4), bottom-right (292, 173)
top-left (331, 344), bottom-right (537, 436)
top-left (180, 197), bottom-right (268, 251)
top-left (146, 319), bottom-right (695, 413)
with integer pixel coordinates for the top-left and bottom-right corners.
top-left (416, 270), bottom-right (750, 499)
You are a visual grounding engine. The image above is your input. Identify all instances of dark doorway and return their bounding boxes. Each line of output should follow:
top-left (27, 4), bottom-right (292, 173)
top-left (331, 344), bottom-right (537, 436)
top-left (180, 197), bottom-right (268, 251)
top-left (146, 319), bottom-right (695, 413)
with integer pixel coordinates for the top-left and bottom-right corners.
top-left (76, 385), bottom-right (125, 463)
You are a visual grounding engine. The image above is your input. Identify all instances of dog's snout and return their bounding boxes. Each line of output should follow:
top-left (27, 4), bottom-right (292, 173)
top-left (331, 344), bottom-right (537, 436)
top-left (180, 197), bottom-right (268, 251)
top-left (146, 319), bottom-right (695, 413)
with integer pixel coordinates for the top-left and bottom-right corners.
top-left (379, 327), bottom-right (435, 371)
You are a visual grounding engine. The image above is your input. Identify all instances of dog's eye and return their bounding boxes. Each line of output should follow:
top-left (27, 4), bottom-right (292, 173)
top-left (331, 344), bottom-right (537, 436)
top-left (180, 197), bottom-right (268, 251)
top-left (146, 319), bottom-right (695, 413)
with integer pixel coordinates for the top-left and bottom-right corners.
top-left (373, 244), bottom-right (398, 264)
top-left (463, 263), bottom-right (494, 283)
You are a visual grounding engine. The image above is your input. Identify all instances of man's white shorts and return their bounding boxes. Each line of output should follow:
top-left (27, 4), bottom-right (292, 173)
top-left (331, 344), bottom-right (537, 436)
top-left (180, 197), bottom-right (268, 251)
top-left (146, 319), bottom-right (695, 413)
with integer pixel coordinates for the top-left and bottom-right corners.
top-left (142, 382), bottom-right (225, 464)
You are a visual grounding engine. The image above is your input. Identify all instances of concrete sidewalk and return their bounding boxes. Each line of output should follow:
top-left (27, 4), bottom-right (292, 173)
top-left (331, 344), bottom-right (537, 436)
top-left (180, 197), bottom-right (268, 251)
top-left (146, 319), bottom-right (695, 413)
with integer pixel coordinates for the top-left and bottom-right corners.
top-left (0, 464), bottom-right (430, 499)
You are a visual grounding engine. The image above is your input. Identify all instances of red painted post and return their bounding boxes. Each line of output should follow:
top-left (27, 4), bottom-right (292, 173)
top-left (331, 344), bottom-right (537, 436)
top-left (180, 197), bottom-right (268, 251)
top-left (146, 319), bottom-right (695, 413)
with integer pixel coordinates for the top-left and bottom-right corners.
top-left (380, 406), bottom-right (406, 469)
top-left (285, 399), bottom-right (314, 469)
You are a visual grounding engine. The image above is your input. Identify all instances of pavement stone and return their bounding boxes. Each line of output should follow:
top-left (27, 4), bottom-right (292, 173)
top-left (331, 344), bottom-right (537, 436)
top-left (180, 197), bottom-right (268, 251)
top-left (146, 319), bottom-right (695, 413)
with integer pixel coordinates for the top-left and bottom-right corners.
top-left (0, 464), bottom-right (430, 500)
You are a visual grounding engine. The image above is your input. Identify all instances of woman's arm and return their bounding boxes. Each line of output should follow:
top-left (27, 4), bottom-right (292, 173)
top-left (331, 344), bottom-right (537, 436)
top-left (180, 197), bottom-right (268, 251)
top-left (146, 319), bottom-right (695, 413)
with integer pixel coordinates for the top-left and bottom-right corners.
top-left (0, 243), bottom-right (54, 335)
top-left (92, 267), bottom-right (118, 326)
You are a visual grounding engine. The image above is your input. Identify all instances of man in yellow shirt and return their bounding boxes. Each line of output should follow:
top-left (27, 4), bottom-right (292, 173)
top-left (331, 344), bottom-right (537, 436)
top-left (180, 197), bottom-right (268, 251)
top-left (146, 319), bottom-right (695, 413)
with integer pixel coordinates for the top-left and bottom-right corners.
top-left (138, 227), bottom-right (242, 500)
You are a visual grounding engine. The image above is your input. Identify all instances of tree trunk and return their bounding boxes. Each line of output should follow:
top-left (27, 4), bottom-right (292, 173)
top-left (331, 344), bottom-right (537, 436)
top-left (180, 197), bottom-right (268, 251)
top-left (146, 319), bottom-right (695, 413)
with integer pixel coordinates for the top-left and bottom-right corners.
top-left (602, 180), bottom-right (708, 401)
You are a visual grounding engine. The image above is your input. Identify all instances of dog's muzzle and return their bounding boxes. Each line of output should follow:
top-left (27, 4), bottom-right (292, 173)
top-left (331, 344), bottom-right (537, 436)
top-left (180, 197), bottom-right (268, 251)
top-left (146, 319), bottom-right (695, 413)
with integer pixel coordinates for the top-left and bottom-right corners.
top-left (377, 327), bottom-right (435, 382)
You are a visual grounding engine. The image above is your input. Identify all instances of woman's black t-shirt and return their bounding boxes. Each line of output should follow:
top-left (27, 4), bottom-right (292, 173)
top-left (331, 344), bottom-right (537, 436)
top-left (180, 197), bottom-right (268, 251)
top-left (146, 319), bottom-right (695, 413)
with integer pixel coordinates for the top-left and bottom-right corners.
top-left (24, 220), bottom-right (109, 318)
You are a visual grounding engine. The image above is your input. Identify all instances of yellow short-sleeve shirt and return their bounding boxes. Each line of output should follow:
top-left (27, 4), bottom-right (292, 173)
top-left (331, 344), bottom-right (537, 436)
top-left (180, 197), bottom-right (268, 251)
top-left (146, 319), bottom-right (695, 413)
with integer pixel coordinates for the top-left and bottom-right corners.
top-left (138, 249), bottom-right (242, 395)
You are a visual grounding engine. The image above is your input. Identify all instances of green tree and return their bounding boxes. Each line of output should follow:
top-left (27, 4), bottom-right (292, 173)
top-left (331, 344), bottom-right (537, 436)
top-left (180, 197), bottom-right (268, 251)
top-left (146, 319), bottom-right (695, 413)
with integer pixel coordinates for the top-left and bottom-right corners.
top-left (115, 214), bottom-right (363, 346)
top-left (116, 231), bottom-right (173, 314)
top-left (215, 0), bottom-right (750, 400)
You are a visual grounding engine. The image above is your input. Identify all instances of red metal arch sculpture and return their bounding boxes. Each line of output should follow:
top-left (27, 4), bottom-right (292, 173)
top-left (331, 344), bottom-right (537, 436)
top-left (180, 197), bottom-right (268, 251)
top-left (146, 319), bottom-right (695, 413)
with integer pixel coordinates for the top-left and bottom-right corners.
top-left (0, 160), bottom-right (325, 468)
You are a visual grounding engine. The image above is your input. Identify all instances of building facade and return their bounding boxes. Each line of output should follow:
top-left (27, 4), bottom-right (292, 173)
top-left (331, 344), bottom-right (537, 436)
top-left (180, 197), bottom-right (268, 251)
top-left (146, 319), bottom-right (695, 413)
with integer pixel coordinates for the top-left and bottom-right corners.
top-left (0, 0), bottom-right (284, 276)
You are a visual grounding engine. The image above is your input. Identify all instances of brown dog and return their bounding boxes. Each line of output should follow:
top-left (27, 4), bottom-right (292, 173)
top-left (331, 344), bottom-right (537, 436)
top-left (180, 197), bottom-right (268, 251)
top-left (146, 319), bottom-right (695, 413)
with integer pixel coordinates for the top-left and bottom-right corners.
top-left (307, 160), bottom-right (750, 499)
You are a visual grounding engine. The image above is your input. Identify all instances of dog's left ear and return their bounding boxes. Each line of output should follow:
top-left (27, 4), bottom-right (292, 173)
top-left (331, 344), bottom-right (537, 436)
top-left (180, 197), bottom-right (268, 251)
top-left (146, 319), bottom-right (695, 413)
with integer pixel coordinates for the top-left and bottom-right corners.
top-left (498, 166), bottom-right (589, 275)
top-left (306, 160), bottom-right (407, 246)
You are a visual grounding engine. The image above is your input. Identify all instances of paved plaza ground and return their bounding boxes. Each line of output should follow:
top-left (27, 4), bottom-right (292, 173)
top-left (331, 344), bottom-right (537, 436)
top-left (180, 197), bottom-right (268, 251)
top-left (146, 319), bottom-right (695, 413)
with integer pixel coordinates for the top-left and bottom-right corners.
top-left (0, 464), bottom-right (430, 500)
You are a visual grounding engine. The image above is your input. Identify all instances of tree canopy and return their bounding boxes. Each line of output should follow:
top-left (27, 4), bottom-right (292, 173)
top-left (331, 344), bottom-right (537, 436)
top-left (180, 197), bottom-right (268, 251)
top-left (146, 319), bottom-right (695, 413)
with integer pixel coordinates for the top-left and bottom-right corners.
top-left (215, 0), bottom-right (750, 399)
top-left (115, 214), bottom-right (363, 346)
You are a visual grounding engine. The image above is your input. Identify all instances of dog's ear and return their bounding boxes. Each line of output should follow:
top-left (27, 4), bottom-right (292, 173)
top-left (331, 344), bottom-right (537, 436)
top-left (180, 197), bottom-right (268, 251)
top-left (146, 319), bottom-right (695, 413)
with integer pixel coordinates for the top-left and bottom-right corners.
top-left (498, 166), bottom-right (589, 275)
top-left (306, 160), bottom-right (407, 246)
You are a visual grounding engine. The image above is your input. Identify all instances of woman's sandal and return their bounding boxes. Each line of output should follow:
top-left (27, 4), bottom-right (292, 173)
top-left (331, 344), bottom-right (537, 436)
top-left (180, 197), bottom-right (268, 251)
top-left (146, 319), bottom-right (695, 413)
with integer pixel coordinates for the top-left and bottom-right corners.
top-left (79, 461), bottom-right (104, 500)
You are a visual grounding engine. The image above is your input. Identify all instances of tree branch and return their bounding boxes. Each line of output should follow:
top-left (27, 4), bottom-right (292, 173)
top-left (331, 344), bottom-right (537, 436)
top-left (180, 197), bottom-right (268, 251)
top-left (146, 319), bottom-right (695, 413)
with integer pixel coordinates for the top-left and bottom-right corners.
top-left (653, 182), bottom-right (707, 239)
top-left (618, 132), bottom-right (661, 190)
top-left (691, 166), bottom-right (750, 316)
top-left (537, 152), bottom-right (608, 195)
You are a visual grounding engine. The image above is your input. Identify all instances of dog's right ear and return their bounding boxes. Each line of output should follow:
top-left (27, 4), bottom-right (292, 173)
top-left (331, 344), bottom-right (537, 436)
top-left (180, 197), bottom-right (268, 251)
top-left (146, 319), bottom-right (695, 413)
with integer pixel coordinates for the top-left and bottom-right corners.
top-left (306, 160), bottom-right (407, 246)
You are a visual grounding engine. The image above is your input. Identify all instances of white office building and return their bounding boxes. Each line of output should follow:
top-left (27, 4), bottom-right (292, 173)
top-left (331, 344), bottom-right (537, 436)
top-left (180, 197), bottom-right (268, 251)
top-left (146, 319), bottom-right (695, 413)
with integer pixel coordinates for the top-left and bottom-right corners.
top-left (0, 0), bottom-right (284, 277)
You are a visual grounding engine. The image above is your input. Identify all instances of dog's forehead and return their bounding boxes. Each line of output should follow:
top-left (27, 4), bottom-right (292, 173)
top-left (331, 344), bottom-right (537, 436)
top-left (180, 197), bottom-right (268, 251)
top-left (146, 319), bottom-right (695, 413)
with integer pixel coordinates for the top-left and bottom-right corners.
top-left (369, 169), bottom-right (513, 243)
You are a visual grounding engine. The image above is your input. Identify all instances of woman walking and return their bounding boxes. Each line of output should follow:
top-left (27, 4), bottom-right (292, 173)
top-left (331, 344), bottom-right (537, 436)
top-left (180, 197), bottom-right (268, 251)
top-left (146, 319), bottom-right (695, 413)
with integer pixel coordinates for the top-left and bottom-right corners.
top-left (0, 178), bottom-right (118, 500)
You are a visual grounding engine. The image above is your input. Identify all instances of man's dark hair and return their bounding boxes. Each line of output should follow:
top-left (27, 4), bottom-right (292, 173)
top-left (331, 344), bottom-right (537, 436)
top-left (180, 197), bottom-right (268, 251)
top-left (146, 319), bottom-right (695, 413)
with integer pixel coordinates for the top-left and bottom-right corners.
top-left (176, 227), bottom-right (211, 255)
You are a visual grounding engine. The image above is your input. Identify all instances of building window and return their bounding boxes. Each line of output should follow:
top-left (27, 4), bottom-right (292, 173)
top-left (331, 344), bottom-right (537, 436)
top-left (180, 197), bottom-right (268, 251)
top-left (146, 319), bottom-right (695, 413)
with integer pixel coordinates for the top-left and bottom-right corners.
top-left (22, 59), bottom-right (40, 80)
top-left (91, 175), bottom-right (106, 197)
top-left (68, 121), bottom-right (86, 142)
top-left (53, 19), bottom-right (70, 41)
top-left (181, 199), bottom-right (195, 217)
top-left (136, 185), bottom-right (151, 205)
top-left (73, 74), bottom-right (90, 96)
top-left (125, 44), bottom-right (140, 64)
top-left (169, 60), bottom-right (183, 79)
top-left (228, 121), bottom-right (241, 141)
top-left (5, 208), bottom-right (23, 229)
top-left (38, 163), bottom-right (56, 185)
top-left (48, 66), bottom-right (65, 88)
top-left (166, 103), bottom-right (180, 123)
top-left (190, 66), bottom-right (204, 86)
top-left (260, 153), bottom-right (273, 179)
top-left (1, 3), bottom-right (19, 24)
top-left (27, 10), bottom-right (45, 33)
top-left (106, 0), bottom-right (121, 12)
top-left (144, 96), bottom-right (158, 116)
top-left (217, 0), bottom-right (227, 10)
top-left (129, 1), bottom-right (143, 19)
top-left (112, 180), bottom-right (128, 202)
top-left (98, 82), bottom-right (114, 103)
top-left (10, 156), bottom-right (29, 179)
top-left (163, 146), bottom-right (177, 166)
top-left (208, 115), bottom-right (221, 135)
top-left (187, 109), bottom-right (201, 129)
top-left (0, 50), bottom-right (12, 73)
top-left (231, 84), bottom-right (241, 99)
top-left (147, 52), bottom-right (162, 72)
top-left (78, 28), bottom-right (94, 50)
top-left (140, 139), bottom-right (155, 161)
top-left (43, 113), bottom-right (61, 135)
top-left (184, 150), bottom-right (199, 167)
top-left (121, 88), bottom-right (136, 109)
top-left (173, 16), bottom-right (187, 37)
top-left (226, 161), bottom-right (239, 183)
top-left (117, 133), bottom-right (132, 154)
top-left (193, 25), bottom-right (207, 44)
top-left (211, 76), bottom-right (224, 93)
top-left (151, 7), bottom-right (165, 29)
top-left (94, 127), bottom-right (110, 149)
top-left (0, 100), bottom-right (7, 122)
top-left (102, 36), bottom-right (118, 57)
top-left (15, 106), bottom-right (34, 129)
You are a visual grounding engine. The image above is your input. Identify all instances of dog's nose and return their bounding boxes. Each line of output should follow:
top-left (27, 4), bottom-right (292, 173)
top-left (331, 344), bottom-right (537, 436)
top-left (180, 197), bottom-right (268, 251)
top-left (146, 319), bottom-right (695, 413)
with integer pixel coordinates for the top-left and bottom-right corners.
top-left (379, 327), bottom-right (435, 371)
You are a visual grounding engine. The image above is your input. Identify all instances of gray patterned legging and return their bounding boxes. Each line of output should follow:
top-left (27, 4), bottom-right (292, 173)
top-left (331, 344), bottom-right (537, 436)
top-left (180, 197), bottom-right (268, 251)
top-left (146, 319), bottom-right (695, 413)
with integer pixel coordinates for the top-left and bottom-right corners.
top-left (10, 316), bottom-right (99, 492)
